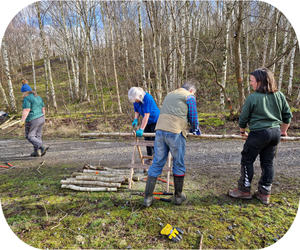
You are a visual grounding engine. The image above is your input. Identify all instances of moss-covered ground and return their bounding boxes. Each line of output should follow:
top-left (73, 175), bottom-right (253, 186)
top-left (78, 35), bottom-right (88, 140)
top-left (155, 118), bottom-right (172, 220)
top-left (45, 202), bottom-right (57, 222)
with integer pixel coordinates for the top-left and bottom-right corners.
top-left (0, 163), bottom-right (299, 249)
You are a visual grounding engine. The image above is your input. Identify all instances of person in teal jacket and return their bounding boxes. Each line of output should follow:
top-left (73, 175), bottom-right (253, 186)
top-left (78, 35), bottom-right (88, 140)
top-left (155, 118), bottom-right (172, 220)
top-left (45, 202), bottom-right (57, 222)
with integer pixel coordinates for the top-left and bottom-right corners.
top-left (19, 79), bottom-right (49, 157)
top-left (228, 68), bottom-right (292, 204)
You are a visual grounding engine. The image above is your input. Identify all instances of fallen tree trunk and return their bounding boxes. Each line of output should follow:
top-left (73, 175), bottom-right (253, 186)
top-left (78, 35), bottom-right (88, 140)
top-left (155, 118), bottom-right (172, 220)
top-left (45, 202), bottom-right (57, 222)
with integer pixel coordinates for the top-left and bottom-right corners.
top-left (75, 175), bottom-right (125, 183)
top-left (83, 169), bottom-right (129, 175)
top-left (79, 132), bottom-right (300, 141)
top-left (61, 184), bottom-right (117, 192)
top-left (61, 178), bottom-right (122, 187)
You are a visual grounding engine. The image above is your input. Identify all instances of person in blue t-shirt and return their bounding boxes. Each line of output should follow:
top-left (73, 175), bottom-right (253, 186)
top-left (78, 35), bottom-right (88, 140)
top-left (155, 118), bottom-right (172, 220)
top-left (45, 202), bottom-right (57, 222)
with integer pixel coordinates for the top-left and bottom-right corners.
top-left (128, 87), bottom-right (160, 164)
top-left (19, 79), bottom-right (49, 157)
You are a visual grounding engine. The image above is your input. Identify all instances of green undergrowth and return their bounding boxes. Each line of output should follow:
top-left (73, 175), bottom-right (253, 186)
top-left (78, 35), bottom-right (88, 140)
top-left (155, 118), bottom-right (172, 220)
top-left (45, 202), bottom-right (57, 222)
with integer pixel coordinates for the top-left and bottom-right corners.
top-left (0, 164), bottom-right (299, 249)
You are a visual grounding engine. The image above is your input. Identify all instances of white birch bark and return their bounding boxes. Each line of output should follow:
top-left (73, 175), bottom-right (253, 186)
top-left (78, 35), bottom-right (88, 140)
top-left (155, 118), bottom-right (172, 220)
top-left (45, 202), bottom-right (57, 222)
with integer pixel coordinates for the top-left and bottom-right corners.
top-left (1, 38), bottom-right (17, 113)
top-left (287, 36), bottom-right (297, 96)
top-left (106, 2), bottom-right (122, 114)
top-left (35, 2), bottom-right (57, 113)
top-left (138, 0), bottom-right (146, 89)
top-left (278, 22), bottom-right (290, 91)
top-left (60, 0), bottom-right (79, 100)
top-left (220, 1), bottom-right (233, 109)
top-left (122, 1), bottom-right (129, 68)
top-left (0, 81), bottom-right (10, 110)
top-left (21, 9), bottom-right (37, 92)
top-left (168, 1), bottom-right (173, 92)
top-left (270, 10), bottom-right (280, 73)
top-left (234, 1), bottom-right (245, 109)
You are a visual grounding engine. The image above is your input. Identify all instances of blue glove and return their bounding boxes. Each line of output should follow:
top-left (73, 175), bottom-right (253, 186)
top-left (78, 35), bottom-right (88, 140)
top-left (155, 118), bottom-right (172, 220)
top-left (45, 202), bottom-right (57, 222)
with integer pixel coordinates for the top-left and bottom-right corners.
top-left (136, 128), bottom-right (144, 137)
top-left (189, 127), bottom-right (201, 135)
top-left (132, 119), bottom-right (138, 127)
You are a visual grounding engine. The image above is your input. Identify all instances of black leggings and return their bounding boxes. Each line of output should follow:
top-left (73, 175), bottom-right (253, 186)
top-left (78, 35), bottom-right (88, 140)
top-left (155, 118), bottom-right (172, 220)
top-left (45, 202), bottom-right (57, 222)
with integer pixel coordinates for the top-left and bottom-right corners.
top-left (144, 123), bottom-right (156, 156)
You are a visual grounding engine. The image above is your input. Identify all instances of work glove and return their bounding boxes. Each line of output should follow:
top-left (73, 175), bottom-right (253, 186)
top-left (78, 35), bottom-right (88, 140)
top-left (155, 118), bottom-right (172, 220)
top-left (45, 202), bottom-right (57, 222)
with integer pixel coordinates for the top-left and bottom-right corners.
top-left (161, 224), bottom-right (184, 242)
top-left (19, 120), bottom-right (25, 128)
top-left (132, 119), bottom-right (138, 127)
top-left (189, 127), bottom-right (201, 135)
top-left (136, 128), bottom-right (144, 138)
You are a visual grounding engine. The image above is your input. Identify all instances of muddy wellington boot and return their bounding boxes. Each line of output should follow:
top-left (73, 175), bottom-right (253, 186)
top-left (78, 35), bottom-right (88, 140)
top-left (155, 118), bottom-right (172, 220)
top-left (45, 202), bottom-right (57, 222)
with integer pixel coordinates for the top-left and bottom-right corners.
top-left (143, 176), bottom-right (157, 207)
top-left (174, 176), bottom-right (186, 205)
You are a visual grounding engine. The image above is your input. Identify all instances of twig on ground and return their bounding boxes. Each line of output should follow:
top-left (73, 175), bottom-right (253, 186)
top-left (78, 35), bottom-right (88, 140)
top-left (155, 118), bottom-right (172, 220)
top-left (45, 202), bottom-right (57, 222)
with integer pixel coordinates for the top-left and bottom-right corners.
top-left (51, 213), bottom-right (68, 230)
top-left (67, 228), bottom-right (88, 237)
top-left (199, 234), bottom-right (203, 250)
top-left (37, 160), bottom-right (45, 174)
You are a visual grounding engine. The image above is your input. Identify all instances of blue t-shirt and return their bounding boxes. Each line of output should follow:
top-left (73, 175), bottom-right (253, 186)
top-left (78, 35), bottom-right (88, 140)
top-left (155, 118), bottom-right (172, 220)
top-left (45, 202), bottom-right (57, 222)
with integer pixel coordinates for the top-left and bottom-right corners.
top-left (133, 92), bottom-right (160, 124)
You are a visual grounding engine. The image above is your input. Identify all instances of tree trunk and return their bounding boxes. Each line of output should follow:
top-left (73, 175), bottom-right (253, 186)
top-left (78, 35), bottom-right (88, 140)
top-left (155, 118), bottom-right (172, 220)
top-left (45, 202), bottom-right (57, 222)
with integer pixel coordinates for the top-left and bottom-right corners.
top-left (138, 0), bottom-right (146, 89)
top-left (60, 0), bottom-right (79, 100)
top-left (0, 81), bottom-right (10, 111)
top-left (35, 2), bottom-right (57, 113)
top-left (278, 22), bottom-right (290, 91)
top-left (106, 3), bottom-right (122, 114)
top-left (220, 1), bottom-right (233, 109)
top-left (270, 9), bottom-right (280, 74)
top-left (287, 36), bottom-right (297, 96)
top-left (1, 38), bottom-right (17, 113)
top-left (234, 1), bottom-right (245, 110)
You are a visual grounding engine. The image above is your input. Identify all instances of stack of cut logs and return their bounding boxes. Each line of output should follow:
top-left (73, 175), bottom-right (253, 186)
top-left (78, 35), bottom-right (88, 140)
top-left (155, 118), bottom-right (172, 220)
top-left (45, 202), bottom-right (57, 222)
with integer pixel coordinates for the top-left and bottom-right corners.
top-left (60, 164), bottom-right (140, 192)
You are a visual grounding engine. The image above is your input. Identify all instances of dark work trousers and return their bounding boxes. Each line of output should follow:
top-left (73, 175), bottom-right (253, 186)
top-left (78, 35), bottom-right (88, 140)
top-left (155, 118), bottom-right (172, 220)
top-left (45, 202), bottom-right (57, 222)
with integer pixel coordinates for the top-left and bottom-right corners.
top-left (238, 127), bottom-right (281, 195)
top-left (144, 122), bottom-right (156, 156)
top-left (25, 115), bottom-right (45, 151)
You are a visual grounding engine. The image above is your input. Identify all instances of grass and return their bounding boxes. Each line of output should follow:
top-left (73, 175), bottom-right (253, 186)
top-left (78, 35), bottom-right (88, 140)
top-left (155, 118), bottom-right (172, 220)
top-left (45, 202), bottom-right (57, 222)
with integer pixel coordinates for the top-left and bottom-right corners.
top-left (0, 163), bottom-right (299, 249)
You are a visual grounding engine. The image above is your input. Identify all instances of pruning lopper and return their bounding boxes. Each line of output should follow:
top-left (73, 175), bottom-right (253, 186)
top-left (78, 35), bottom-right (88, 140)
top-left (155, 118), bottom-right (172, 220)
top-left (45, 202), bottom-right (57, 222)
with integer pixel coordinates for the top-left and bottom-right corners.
top-left (0, 162), bottom-right (16, 169)
top-left (131, 191), bottom-right (173, 202)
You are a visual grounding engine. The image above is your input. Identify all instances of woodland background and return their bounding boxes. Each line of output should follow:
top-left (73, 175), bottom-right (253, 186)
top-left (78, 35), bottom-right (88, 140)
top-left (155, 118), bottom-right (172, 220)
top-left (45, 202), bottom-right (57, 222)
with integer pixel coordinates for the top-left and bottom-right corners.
top-left (0, 0), bottom-right (299, 121)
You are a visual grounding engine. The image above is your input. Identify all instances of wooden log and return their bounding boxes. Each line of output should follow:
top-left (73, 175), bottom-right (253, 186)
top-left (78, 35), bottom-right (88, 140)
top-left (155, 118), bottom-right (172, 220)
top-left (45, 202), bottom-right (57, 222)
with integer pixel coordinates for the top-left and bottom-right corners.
top-left (79, 132), bottom-right (300, 141)
top-left (124, 176), bottom-right (140, 182)
top-left (1, 119), bottom-right (21, 130)
top-left (0, 115), bottom-right (15, 129)
top-left (61, 179), bottom-right (122, 187)
top-left (75, 175), bottom-right (125, 183)
top-left (61, 184), bottom-right (117, 192)
top-left (83, 169), bottom-right (129, 175)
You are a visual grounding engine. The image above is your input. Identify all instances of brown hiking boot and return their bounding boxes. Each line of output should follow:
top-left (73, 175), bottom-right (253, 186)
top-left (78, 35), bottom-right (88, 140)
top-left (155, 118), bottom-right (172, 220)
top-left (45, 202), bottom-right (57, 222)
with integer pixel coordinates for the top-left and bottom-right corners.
top-left (254, 190), bottom-right (270, 205)
top-left (228, 188), bottom-right (252, 199)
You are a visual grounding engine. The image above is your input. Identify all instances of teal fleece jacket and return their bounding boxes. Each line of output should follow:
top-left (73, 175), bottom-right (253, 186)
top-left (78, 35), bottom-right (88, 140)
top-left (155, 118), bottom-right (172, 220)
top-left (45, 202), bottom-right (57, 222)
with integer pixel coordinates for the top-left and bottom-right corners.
top-left (239, 91), bottom-right (292, 131)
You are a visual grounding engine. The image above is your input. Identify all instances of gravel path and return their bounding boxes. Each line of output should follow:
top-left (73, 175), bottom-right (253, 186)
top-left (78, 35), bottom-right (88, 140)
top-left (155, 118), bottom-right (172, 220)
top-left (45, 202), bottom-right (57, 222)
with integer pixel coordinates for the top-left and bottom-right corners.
top-left (0, 138), bottom-right (299, 178)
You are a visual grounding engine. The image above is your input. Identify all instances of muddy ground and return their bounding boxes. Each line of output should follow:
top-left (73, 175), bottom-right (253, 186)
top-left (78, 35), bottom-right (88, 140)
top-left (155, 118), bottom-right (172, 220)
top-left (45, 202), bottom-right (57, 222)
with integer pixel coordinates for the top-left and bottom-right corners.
top-left (1, 137), bottom-right (299, 180)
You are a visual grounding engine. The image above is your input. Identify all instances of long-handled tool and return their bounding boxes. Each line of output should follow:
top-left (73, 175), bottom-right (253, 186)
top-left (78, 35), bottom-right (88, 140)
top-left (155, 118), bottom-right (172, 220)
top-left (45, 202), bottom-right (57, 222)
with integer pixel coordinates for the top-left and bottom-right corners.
top-left (5, 162), bottom-right (15, 169)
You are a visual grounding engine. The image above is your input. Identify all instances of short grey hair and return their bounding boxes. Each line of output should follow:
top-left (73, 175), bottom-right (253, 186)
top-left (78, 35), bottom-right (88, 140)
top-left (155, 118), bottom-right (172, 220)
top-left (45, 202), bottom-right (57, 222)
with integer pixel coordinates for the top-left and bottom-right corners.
top-left (181, 81), bottom-right (197, 93)
top-left (128, 87), bottom-right (146, 103)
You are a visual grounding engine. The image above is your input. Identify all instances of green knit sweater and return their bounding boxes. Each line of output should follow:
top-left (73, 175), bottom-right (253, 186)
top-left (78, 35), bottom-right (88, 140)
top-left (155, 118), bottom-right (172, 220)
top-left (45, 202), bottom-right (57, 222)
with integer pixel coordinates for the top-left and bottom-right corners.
top-left (239, 91), bottom-right (292, 131)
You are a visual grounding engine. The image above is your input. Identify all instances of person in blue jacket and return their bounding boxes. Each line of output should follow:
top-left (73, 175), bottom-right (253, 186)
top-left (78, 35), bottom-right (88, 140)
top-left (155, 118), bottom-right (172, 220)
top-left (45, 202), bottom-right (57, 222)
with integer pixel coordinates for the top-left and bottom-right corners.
top-left (128, 87), bottom-right (160, 164)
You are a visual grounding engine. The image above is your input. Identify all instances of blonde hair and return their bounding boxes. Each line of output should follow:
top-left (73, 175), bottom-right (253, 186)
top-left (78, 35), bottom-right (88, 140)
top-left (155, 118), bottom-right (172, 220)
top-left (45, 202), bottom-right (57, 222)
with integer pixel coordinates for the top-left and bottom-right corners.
top-left (22, 79), bottom-right (28, 84)
top-left (128, 87), bottom-right (146, 103)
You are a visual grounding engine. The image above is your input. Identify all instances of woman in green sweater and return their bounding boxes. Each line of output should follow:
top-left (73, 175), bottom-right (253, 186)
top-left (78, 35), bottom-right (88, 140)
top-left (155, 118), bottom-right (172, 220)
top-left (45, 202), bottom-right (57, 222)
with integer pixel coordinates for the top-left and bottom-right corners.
top-left (19, 79), bottom-right (49, 157)
top-left (228, 68), bottom-right (292, 204)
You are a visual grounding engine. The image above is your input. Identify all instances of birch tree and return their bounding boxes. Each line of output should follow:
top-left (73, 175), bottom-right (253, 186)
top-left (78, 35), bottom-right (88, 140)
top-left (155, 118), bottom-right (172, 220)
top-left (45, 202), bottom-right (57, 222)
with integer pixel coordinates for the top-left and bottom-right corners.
top-left (220, 1), bottom-right (233, 109)
top-left (1, 37), bottom-right (17, 113)
top-left (0, 81), bottom-right (10, 111)
top-left (287, 36), bottom-right (297, 96)
top-left (278, 22), bottom-right (290, 91)
top-left (234, 1), bottom-right (245, 109)
top-left (35, 1), bottom-right (57, 113)
top-left (138, 0), bottom-right (146, 89)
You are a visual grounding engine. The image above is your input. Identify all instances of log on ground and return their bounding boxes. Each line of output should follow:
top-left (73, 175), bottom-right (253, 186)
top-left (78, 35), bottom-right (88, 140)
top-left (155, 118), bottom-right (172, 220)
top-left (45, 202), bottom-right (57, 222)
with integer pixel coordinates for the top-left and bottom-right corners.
top-left (61, 184), bottom-right (117, 192)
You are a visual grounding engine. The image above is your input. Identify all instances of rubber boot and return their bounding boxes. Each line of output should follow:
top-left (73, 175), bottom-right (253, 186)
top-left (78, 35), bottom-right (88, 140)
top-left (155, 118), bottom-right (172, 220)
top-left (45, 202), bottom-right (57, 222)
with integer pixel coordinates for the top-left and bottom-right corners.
top-left (143, 176), bottom-right (157, 207)
top-left (174, 175), bottom-right (186, 205)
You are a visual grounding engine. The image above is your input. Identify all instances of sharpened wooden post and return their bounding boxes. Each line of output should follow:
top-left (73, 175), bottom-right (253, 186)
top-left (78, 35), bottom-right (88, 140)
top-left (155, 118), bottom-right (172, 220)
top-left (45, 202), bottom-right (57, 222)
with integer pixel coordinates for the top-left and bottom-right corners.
top-left (128, 131), bottom-right (137, 189)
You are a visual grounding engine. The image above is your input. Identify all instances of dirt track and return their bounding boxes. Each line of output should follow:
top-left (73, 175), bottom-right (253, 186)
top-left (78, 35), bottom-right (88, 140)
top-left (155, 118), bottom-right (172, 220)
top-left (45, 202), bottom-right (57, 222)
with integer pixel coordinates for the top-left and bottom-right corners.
top-left (1, 138), bottom-right (299, 178)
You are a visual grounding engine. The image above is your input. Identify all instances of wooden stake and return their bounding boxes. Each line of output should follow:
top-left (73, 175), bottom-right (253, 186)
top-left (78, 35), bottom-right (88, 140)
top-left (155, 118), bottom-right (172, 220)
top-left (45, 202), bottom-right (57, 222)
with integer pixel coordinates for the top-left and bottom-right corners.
top-left (199, 235), bottom-right (203, 250)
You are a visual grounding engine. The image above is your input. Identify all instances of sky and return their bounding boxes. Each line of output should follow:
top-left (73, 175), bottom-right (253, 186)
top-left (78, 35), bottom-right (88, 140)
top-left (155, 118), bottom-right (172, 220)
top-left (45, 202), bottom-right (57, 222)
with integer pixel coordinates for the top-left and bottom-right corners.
top-left (0, 1), bottom-right (300, 250)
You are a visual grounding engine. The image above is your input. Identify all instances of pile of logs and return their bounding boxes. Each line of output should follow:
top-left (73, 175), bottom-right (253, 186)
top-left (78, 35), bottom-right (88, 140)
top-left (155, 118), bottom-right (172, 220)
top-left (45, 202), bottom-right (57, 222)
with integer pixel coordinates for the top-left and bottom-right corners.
top-left (60, 164), bottom-right (140, 192)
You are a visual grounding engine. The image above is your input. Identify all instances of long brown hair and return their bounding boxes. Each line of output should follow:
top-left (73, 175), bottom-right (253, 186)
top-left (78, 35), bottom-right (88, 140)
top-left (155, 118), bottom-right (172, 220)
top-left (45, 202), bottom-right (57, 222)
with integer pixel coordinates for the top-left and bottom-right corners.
top-left (251, 68), bottom-right (278, 93)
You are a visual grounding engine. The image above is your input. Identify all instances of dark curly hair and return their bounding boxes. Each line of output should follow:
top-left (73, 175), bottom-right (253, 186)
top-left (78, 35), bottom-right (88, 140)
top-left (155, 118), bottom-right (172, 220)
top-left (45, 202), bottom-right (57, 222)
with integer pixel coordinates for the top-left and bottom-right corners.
top-left (251, 68), bottom-right (278, 94)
